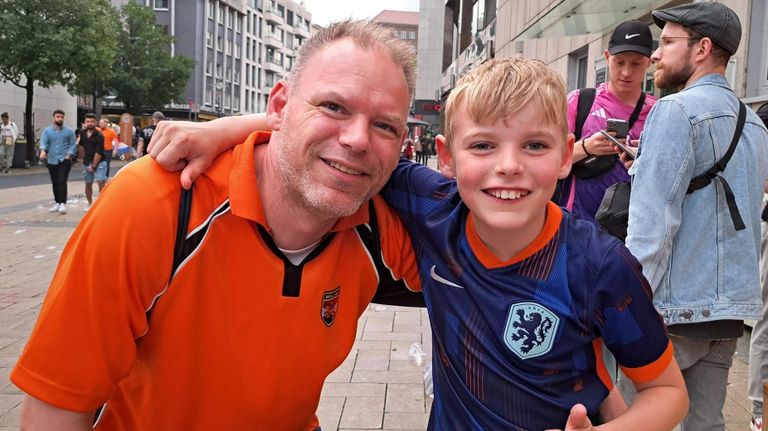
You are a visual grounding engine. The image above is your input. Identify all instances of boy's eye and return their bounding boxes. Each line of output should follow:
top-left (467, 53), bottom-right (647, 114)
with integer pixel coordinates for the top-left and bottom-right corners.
top-left (525, 141), bottom-right (546, 151)
top-left (470, 142), bottom-right (493, 150)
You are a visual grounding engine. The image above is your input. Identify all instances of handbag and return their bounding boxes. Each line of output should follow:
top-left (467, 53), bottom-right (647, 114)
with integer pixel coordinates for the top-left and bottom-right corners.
top-left (596, 101), bottom-right (747, 241)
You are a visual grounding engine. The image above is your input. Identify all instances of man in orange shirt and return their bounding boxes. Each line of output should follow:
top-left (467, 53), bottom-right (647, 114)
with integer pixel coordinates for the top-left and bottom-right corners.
top-left (11, 20), bottom-right (421, 430)
top-left (98, 118), bottom-right (118, 178)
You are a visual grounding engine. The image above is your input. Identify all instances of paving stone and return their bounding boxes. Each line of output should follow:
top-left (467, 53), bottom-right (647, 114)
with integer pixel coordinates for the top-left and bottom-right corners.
top-left (321, 383), bottom-right (386, 398)
top-left (339, 396), bottom-right (384, 429)
top-left (393, 310), bottom-right (421, 326)
top-left (351, 370), bottom-right (424, 384)
top-left (355, 349), bottom-right (390, 371)
top-left (364, 316), bottom-right (394, 333)
top-left (317, 396), bottom-right (345, 431)
top-left (382, 412), bottom-right (430, 430)
top-left (385, 384), bottom-right (425, 413)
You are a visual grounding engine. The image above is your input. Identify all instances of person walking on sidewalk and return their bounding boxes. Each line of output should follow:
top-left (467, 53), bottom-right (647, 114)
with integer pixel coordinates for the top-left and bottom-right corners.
top-left (136, 111), bottom-right (164, 157)
top-left (747, 102), bottom-right (768, 431)
top-left (39, 110), bottom-right (77, 214)
top-left (625, 3), bottom-right (768, 430)
top-left (79, 113), bottom-right (105, 211)
top-left (0, 112), bottom-right (19, 173)
top-left (98, 117), bottom-right (118, 178)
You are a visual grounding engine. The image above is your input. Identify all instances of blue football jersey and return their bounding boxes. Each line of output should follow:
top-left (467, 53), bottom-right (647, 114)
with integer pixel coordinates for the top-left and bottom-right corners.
top-left (381, 159), bottom-right (672, 431)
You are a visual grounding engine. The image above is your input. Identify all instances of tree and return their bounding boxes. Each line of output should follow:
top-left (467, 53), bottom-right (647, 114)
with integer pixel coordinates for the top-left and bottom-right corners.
top-left (107, 0), bottom-right (194, 115)
top-left (0, 0), bottom-right (119, 162)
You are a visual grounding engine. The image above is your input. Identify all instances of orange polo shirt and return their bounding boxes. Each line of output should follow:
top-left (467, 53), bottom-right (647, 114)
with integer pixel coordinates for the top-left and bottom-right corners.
top-left (11, 132), bottom-right (421, 430)
top-left (99, 126), bottom-right (118, 151)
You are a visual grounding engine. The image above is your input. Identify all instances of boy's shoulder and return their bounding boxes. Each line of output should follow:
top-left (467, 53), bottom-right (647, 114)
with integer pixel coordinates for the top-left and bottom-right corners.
top-left (562, 210), bottom-right (627, 273)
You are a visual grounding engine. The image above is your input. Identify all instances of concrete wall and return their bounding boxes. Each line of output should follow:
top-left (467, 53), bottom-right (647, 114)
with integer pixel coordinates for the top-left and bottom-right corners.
top-left (416, 0), bottom-right (445, 101)
top-left (0, 83), bottom-right (77, 133)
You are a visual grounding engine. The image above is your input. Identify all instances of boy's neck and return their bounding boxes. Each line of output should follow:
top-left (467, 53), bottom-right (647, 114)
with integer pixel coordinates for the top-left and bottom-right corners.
top-left (467, 204), bottom-right (558, 265)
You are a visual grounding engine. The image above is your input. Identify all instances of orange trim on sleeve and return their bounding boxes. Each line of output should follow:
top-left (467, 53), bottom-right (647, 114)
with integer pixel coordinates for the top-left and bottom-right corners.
top-left (592, 338), bottom-right (614, 391)
top-left (620, 340), bottom-right (674, 383)
top-left (466, 201), bottom-right (563, 268)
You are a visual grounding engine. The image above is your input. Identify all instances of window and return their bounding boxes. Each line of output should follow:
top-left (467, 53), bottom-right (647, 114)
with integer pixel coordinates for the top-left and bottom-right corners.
top-left (226, 39), bottom-right (231, 55)
top-left (206, 61), bottom-right (213, 75)
top-left (208, 1), bottom-right (214, 19)
top-left (217, 36), bottom-right (222, 51)
top-left (236, 15), bottom-right (242, 33)
top-left (399, 31), bottom-right (408, 39)
top-left (218, 5), bottom-right (224, 24)
top-left (206, 31), bottom-right (213, 47)
top-left (409, 31), bottom-right (416, 40)
top-left (746, 0), bottom-right (768, 98)
top-left (567, 48), bottom-right (588, 92)
top-left (154, 0), bottom-right (169, 10)
top-left (277, 4), bottom-right (285, 18)
top-left (205, 88), bottom-right (212, 105)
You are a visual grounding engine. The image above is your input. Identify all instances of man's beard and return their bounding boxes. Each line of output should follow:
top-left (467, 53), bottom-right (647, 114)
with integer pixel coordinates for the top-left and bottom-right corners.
top-left (655, 60), bottom-right (695, 90)
top-left (54, 120), bottom-right (63, 126)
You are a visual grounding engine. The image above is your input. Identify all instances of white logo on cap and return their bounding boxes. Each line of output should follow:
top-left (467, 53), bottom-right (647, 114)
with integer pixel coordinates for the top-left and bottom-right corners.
top-left (625, 34), bottom-right (641, 39)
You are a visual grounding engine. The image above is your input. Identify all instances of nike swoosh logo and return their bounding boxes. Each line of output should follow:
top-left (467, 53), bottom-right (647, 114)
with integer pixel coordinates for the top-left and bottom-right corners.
top-left (430, 265), bottom-right (465, 289)
top-left (625, 34), bottom-right (640, 39)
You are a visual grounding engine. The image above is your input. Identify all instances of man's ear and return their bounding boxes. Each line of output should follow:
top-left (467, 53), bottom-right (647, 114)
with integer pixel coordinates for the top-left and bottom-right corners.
top-left (436, 134), bottom-right (455, 179)
top-left (266, 80), bottom-right (289, 131)
top-left (559, 132), bottom-right (575, 179)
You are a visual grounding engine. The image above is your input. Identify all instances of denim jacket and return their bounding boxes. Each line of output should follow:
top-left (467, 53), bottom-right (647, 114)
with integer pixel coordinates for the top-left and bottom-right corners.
top-left (626, 74), bottom-right (768, 325)
top-left (40, 125), bottom-right (77, 165)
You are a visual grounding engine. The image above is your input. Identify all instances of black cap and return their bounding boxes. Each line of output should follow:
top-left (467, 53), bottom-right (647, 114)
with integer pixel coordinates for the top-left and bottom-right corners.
top-left (652, 2), bottom-right (741, 55)
top-left (608, 21), bottom-right (653, 57)
top-left (0, 112), bottom-right (7, 118)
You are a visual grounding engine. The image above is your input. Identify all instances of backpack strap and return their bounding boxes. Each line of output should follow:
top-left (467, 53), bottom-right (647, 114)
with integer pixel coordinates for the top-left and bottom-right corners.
top-left (171, 186), bottom-right (194, 276)
top-left (686, 101), bottom-right (747, 231)
top-left (627, 93), bottom-right (646, 131)
top-left (357, 200), bottom-right (425, 307)
top-left (574, 88), bottom-right (596, 141)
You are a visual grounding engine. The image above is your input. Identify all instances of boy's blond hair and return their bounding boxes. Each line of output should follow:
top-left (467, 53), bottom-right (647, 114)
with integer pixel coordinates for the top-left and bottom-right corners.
top-left (443, 57), bottom-right (568, 145)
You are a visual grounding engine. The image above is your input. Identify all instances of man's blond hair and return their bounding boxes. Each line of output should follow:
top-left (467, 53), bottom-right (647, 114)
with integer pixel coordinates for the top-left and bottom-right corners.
top-left (444, 57), bottom-right (568, 145)
top-left (289, 19), bottom-right (416, 102)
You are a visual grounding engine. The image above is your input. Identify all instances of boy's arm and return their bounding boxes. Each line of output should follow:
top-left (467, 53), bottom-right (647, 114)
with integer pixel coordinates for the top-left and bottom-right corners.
top-left (20, 395), bottom-right (93, 431)
top-left (548, 361), bottom-right (686, 431)
top-left (150, 113), bottom-right (267, 189)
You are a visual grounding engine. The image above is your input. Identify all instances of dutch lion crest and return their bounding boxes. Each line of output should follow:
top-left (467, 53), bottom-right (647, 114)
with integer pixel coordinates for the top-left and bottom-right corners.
top-left (503, 302), bottom-right (559, 359)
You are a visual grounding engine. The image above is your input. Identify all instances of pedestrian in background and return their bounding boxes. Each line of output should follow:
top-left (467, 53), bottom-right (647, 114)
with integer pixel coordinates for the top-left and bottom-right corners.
top-left (625, 3), bottom-right (768, 429)
top-left (98, 118), bottom-right (118, 178)
top-left (79, 113), bottom-right (105, 212)
top-left (747, 102), bottom-right (768, 431)
top-left (0, 112), bottom-right (19, 173)
top-left (39, 110), bottom-right (77, 214)
top-left (136, 111), bottom-right (164, 157)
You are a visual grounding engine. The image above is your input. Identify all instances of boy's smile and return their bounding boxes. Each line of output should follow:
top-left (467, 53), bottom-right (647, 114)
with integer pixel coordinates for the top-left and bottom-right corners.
top-left (439, 101), bottom-right (573, 261)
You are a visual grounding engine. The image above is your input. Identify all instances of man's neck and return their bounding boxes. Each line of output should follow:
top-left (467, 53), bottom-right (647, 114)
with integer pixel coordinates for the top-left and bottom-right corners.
top-left (607, 81), bottom-right (643, 106)
top-left (685, 64), bottom-right (727, 89)
top-left (255, 144), bottom-right (338, 250)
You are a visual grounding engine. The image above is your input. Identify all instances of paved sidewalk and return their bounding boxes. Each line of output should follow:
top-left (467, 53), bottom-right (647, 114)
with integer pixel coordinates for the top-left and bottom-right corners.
top-left (0, 156), bottom-right (757, 430)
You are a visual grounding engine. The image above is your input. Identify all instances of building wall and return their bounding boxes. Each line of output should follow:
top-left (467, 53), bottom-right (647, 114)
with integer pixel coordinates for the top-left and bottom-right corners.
top-left (416, 1), bottom-right (445, 101)
top-left (0, 84), bottom-right (78, 133)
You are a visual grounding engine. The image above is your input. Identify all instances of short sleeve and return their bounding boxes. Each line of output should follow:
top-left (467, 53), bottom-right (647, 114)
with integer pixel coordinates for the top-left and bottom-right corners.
top-left (593, 243), bottom-right (673, 383)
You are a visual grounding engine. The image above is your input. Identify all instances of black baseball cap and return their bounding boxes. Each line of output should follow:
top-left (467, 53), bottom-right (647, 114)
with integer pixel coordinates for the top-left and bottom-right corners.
top-left (608, 21), bottom-right (653, 57)
top-left (652, 2), bottom-right (741, 55)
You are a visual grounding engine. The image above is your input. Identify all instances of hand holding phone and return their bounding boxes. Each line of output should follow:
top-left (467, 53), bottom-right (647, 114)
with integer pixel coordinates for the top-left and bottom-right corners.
top-left (606, 119), bottom-right (629, 139)
top-left (600, 130), bottom-right (636, 160)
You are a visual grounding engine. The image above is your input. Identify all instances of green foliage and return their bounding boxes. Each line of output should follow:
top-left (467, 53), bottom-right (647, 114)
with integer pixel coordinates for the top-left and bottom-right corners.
top-left (0, 0), bottom-right (119, 89)
top-left (107, 0), bottom-right (194, 114)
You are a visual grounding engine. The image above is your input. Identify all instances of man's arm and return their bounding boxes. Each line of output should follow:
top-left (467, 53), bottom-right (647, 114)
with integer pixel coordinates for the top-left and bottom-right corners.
top-left (150, 114), bottom-right (267, 188)
top-left (625, 99), bottom-right (694, 291)
top-left (20, 395), bottom-right (93, 431)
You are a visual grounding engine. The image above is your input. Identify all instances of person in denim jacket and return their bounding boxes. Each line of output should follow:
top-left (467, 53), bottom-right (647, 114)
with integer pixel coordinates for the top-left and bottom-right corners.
top-left (624, 3), bottom-right (768, 430)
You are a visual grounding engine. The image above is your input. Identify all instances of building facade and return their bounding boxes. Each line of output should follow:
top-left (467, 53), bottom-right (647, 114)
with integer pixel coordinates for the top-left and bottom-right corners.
top-left (106, 0), bottom-right (310, 121)
top-left (435, 0), bottom-right (768, 110)
top-left (372, 10), bottom-right (420, 50)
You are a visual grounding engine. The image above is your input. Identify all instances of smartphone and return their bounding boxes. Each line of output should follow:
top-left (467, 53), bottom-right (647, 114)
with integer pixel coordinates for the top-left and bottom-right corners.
top-left (606, 118), bottom-right (629, 139)
top-left (600, 130), bottom-right (636, 160)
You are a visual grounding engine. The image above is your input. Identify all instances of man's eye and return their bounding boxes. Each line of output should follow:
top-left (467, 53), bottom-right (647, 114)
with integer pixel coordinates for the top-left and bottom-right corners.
top-left (322, 102), bottom-right (342, 112)
top-left (375, 122), bottom-right (397, 134)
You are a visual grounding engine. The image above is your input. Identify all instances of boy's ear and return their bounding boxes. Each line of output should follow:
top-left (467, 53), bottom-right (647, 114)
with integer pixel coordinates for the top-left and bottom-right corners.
top-left (559, 133), bottom-right (575, 179)
top-left (266, 80), bottom-right (289, 131)
top-left (436, 134), bottom-right (455, 179)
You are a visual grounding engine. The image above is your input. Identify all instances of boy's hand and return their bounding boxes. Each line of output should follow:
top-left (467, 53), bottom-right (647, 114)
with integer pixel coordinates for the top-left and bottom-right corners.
top-left (149, 121), bottom-right (219, 190)
top-left (545, 404), bottom-right (596, 431)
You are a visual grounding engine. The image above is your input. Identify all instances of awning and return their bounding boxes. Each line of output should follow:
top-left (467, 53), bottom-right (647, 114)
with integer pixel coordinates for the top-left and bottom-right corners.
top-left (512, 0), bottom-right (680, 42)
top-left (407, 117), bottom-right (431, 127)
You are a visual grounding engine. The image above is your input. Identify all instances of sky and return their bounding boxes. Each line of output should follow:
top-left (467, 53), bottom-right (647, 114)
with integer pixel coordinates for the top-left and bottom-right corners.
top-left (302, 0), bottom-right (419, 27)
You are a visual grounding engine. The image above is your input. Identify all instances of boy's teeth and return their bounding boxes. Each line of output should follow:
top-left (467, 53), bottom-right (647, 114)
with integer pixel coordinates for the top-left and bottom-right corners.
top-left (490, 190), bottom-right (526, 200)
top-left (328, 161), bottom-right (362, 175)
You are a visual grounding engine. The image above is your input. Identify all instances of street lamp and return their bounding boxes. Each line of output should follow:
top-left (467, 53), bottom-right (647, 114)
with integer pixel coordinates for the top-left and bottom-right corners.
top-left (215, 80), bottom-right (225, 118)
